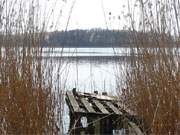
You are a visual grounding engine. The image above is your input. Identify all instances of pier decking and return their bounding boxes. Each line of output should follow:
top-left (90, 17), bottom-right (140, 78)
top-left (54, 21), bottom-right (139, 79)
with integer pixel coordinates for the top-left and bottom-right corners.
top-left (66, 88), bottom-right (146, 134)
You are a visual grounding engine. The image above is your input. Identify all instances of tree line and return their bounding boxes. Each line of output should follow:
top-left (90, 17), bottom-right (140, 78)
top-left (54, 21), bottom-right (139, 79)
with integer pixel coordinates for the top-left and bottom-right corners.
top-left (43, 29), bottom-right (133, 47)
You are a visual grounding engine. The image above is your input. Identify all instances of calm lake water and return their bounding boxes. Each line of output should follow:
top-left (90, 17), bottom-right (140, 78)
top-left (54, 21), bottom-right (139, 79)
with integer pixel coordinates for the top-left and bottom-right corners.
top-left (42, 47), bottom-right (179, 133)
top-left (42, 47), bottom-right (131, 133)
top-left (42, 48), bottom-right (131, 94)
top-left (3, 47), bottom-right (178, 133)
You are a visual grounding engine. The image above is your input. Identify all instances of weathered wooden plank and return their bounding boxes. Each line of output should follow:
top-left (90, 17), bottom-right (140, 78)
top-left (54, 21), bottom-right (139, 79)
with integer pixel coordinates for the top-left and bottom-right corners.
top-left (105, 102), bottom-right (122, 115)
top-left (77, 92), bottom-right (117, 101)
top-left (66, 91), bottom-right (80, 112)
top-left (116, 102), bottom-right (123, 108)
top-left (81, 98), bottom-right (96, 113)
top-left (128, 121), bottom-right (144, 135)
top-left (93, 100), bottom-right (109, 114)
top-left (116, 102), bottom-right (136, 115)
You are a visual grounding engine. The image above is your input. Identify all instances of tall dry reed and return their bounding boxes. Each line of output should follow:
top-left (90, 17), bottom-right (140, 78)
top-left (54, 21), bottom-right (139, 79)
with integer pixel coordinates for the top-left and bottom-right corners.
top-left (0, 0), bottom-right (64, 134)
top-left (121, 0), bottom-right (180, 134)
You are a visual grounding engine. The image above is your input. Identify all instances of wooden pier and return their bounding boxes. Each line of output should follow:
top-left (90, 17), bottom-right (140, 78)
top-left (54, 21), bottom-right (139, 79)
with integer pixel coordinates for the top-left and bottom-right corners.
top-left (66, 88), bottom-right (145, 135)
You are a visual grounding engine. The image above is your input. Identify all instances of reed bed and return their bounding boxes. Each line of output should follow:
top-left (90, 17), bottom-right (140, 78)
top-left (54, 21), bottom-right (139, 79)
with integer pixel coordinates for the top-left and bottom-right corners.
top-left (0, 0), bottom-right (65, 134)
top-left (122, 0), bottom-right (180, 134)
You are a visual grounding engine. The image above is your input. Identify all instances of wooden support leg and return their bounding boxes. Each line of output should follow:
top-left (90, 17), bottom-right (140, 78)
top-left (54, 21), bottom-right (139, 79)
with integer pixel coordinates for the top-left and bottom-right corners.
top-left (94, 117), bottom-right (100, 135)
top-left (68, 113), bottom-right (74, 134)
top-left (86, 117), bottom-right (101, 134)
top-left (105, 118), bottom-right (113, 134)
top-left (122, 118), bottom-right (129, 134)
top-left (100, 118), bottom-right (113, 135)
top-left (86, 118), bottom-right (94, 134)
top-left (68, 113), bottom-right (83, 135)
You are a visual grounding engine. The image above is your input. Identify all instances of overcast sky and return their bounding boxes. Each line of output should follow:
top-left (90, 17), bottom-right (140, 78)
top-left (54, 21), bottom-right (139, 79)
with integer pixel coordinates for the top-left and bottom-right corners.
top-left (3, 0), bottom-right (138, 31)
top-left (64, 0), bottom-right (127, 30)
top-left (41, 0), bottom-right (138, 31)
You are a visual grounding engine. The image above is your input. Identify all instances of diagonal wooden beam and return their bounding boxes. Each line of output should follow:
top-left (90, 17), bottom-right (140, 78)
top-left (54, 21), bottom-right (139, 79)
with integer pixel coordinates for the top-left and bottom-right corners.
top-left (81, 98), bottom-right (96, 113)
top-left (66, 91), bottom-right (80, 112)
top-left (105, 102), bottom-right (122, 115)
top-left (93, 100), bottom-right (109, 114)
top-left (128, 121), bottom-right (144, 135)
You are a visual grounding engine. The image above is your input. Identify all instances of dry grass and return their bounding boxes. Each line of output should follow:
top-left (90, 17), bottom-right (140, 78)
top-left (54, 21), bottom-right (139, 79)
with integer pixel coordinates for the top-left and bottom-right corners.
top-left (0, 0), bottom-right (64, 134)
top-left (122, 0), bottom-right (180, 134)
top-left (124, 47), bottom-right (179, 134)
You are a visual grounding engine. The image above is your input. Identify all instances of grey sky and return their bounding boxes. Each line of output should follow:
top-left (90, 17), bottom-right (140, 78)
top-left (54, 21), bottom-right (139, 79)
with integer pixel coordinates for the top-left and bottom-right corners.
top-left (42, 0), bottom-right (138, 30)
top-left (65, 0), bottom-right (127, 30)
top-left (1, 0), bottom-right (139, 31)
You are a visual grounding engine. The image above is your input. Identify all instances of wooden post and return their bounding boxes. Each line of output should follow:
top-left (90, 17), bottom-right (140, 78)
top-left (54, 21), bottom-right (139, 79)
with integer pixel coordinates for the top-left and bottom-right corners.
top-left (66, 90), bottom-right (144, 135)
top-left (87, 117), bottom-right (95, 134)
top-left (94, 117), bottom-right (100, 135)
top-left (68, 113), bottom-right (83, 135)
top-left (100, 118), bottom-right (113, 134)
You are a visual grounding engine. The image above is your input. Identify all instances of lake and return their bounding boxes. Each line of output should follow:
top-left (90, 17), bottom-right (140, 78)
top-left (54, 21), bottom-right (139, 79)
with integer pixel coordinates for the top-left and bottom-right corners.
top-left (41, 47), bottom-right (131, 133)
top-left (42, 47), bottom-right (132, 94)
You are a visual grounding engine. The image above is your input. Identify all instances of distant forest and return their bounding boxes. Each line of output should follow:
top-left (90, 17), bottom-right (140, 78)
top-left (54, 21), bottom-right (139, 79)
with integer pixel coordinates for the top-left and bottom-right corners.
top-left (43, 29), bottom-right (133, 47)
top-left (43, 29), bottom-right (174, 48)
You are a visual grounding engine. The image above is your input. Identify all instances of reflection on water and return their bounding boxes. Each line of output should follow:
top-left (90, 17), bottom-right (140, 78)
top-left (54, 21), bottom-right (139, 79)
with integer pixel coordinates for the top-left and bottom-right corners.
top-left (46, 48), bottom-right (130, 94)
top-left (42, 47), bottom-right (132, 57)
top-left (44, 48), bottom-right (130, 133)
top-left (45, 47), bottom-right (179, 133)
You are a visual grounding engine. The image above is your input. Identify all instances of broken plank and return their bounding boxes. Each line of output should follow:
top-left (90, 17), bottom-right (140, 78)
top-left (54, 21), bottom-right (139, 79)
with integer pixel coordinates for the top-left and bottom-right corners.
top-left (66, 91), bottom-right (80, 112)
top-left (116, 102), bottom-right (124, 109)
top-left (128, 121), bottom-right (144, 135)
top-left (93, 100), bottom-right (109, 114)
top-left (106, 102), bottom-right (122, 115)
top-left (81, 98), bottom-right (96, 113)
top-left (116, 102), bottom-right (136, 115)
